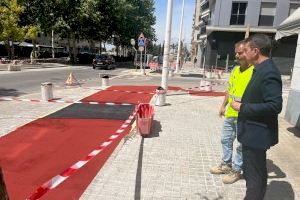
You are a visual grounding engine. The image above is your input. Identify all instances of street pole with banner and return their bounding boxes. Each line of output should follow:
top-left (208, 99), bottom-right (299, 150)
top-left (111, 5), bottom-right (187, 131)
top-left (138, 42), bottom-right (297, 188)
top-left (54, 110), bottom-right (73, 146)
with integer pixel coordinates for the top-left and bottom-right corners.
top-left (161, 0), bottom-right (173, 90)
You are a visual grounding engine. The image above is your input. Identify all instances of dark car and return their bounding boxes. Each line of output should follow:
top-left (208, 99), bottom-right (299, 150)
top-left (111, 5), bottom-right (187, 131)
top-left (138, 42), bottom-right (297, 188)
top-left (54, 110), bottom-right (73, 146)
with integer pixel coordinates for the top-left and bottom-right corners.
top-left (92, 54), bottom-right (115, 70)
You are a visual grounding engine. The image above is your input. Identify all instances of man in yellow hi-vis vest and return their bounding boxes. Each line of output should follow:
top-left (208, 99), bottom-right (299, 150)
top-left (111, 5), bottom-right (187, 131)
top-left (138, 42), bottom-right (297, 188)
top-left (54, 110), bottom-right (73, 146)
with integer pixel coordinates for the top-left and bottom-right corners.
top-left (210, 40), bottom-right (254, 184)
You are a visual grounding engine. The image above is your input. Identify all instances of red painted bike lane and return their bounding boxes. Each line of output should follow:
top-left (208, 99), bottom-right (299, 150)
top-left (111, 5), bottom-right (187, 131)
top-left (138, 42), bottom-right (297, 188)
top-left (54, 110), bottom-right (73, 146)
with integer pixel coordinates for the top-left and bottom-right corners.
top-left (0, 85), bottom-right (156, 200)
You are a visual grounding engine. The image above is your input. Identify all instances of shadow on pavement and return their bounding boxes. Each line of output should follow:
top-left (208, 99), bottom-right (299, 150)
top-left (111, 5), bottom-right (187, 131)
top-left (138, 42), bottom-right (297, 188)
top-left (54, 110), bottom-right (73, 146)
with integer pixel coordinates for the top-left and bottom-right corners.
top-left (287, 127), bottom-right (300, 138)
top-left (265, 181), bottom-right (294, 200)
top-left (143, 120), bottom-right (161, 138)
top-left (134, 137), bottom-right (144, 200)
top-left (134, 120), bottom-right (161, 199)
top-left (0, 88), bottom-right (25, 97)
top-left (267, 159), bottom-right (286, 178)
top-left (265, 159), bottom-right (294, 200)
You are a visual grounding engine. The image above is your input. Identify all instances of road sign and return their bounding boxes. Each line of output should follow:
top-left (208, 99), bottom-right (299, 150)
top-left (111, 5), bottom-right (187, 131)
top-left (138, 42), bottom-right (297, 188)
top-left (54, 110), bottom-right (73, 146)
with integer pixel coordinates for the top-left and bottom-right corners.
top-left (138, 38), bottom-right (145, 46)
top-left (138, 46), bottom-right (144, 52)
top-left (138, 33), bottom-right (145, 46)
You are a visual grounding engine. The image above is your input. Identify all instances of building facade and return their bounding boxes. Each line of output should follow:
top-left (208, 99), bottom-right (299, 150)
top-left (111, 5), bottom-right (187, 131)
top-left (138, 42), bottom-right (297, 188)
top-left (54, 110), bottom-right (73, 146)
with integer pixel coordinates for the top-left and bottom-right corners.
top-left (192, 0), bottom-right (300, 74)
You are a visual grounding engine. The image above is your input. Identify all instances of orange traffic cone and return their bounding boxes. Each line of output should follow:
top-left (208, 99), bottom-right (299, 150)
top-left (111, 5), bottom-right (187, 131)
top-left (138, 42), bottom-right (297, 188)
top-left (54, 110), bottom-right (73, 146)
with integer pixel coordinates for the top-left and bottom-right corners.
top-left (0, 167), bottom-right (9, 200)
top-left (65, 72), bottom-right (80, 86)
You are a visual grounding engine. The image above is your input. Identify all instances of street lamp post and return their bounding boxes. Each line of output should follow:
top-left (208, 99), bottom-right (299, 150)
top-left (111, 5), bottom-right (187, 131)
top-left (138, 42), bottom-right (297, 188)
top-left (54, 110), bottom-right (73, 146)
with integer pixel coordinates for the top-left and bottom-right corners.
top-left (161, 0), bottom-right (174, 90)
top-left (130, 39), bottom-right (138, 71)
top-left (175, 0), bottom-right (185, 73)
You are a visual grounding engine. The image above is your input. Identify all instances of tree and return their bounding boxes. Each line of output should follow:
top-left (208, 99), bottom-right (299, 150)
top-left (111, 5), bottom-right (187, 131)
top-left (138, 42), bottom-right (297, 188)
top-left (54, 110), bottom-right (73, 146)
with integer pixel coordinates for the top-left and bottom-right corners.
top-left (25, 25), bottom-right (40, 63)
top-left (0, 0), bottom-right (26, 58)
top-left (16, 0), bottom-right (157, 60)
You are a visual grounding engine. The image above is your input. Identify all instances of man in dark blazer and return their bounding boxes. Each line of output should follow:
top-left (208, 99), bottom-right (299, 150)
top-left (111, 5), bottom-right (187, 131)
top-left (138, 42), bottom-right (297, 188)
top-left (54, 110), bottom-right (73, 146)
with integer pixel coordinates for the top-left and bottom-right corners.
top-left (231, 34), bottom-right (282, 200)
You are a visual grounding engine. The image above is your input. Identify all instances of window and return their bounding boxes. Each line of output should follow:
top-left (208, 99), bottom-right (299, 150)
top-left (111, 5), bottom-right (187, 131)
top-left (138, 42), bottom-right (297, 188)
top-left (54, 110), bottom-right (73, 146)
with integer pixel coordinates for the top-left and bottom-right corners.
top-left (230, 2), bottom-right (247, 25)
top-left (201, 1), bottom-right (209, 11)
top-left (289, 3), bottom-right (300, 15)
top-left (200, 26), bottom-right (206, 35)
top-left (258, 2), bottom-right (276, 26)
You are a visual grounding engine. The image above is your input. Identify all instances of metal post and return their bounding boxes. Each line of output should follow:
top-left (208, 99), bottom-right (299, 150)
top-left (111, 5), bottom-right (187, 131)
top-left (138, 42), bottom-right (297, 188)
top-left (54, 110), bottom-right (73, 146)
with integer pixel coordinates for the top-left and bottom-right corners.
top-left (161, 0), bottom-right (174, 90)
top-left (225, 54), bottom-right (229, 72)
top-left (134, 49), bottom-right (138, 71)
top-left (140, 50), bottom-right (145, 74)
top-left (52, 30), bottom-right (55, 58)
top-left (175, 0), bottom-right (185, 73)
top-left (144, 43), bottom-right (147, 70)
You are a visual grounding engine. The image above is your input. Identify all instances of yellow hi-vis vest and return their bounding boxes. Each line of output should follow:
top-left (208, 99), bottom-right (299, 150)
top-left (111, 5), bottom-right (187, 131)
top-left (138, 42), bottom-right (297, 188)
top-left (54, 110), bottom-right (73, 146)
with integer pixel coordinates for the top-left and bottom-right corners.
top-left (225, 65), bottom-right (254, 118)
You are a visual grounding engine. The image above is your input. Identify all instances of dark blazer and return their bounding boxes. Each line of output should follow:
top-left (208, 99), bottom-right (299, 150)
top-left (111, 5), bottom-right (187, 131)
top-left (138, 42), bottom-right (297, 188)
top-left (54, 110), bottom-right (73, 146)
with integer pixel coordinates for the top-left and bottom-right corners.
top-left (237, 59), bottom-right (282, 150)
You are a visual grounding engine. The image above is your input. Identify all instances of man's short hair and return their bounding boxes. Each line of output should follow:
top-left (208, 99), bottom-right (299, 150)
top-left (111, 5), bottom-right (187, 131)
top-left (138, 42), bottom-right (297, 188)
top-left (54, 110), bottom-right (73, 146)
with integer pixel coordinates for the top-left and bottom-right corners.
top-left (235, 40), bottom-right (246, 48)
top-left (245, 34), bottom-right (272, 57)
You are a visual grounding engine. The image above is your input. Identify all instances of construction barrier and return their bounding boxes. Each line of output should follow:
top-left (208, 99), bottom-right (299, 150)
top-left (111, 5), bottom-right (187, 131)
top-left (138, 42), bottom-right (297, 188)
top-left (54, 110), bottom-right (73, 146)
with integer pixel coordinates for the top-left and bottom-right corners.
top-left (0, 96), bottom-right (135, 106)
top-left (65, 72), bottom-right (80, 86)
top-left (136, 103), bottom-right (154, 135)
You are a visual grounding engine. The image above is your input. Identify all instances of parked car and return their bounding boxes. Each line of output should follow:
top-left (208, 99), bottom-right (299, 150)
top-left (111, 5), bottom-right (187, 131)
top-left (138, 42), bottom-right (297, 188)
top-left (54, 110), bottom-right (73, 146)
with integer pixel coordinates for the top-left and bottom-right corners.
top-left (92, 54), bottom-right (115, 70)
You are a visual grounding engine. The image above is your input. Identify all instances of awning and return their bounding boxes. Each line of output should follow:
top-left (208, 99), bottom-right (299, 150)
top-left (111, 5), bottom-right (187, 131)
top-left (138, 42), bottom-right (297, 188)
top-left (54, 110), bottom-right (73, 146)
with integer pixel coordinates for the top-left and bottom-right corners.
top-left (275, 7), bottom-right (300, 40)
top-left (206, 26), bottom-right (276, 36)
top-left (18, 42), bottom-right (34, 47)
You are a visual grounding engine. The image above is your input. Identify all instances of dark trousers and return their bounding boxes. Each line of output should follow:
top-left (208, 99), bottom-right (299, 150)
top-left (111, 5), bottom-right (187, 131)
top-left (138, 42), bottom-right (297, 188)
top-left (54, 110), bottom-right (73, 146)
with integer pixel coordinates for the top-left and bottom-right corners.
top-left (243, 145), bottom-right (267, 200)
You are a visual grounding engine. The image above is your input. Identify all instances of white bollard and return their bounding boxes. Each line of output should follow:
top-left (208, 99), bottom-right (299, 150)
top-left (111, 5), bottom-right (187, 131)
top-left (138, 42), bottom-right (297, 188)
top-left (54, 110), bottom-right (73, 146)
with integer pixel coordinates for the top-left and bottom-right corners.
top-left (155, 87), bottom-right (166, 106)
top-left (204, 81), bottom-right (212, 92)
top-left (101, 75), bottom-right (109, 87)
top-left (41, 82), bottom-right (53, 101)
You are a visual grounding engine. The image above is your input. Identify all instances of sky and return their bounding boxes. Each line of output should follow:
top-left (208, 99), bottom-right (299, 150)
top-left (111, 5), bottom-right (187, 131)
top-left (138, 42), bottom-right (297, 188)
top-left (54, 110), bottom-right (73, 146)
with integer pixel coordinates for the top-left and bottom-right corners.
top-left (153, 0), bottom-right (195, 48)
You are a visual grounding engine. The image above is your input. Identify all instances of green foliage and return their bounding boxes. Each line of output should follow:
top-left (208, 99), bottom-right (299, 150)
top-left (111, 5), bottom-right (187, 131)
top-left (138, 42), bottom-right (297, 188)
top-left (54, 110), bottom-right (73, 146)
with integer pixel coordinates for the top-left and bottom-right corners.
top-left (0, 0), bottom-right (26, 42)
top-left (25, 25), bottom-right (40, 42)
top-left (9, 0), bottom-right (157, 49)
top-left (113, 0), bottom-right (156, 46)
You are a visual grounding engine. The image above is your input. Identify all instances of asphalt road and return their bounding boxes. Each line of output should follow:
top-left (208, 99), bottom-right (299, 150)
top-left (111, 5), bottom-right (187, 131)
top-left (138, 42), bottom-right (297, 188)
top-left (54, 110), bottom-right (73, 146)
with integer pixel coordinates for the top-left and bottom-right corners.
top-left (0, 63), bottom-right (226, 97)
top-left (0, 65), bottom-right (128, 96)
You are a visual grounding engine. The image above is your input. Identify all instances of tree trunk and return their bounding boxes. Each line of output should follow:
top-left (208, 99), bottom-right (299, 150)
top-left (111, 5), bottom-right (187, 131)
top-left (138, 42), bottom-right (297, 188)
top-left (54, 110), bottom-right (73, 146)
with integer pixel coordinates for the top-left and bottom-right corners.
top-left (71, 34), bottom-right (77, 64)
top-left (68, 38), bottom-right (71, 58)
top-left (31, 41), bottom-right (38, 64)
top-left (99, 40), bottom-right (102, 54)
top-left (116, 45), bottom-right (119, 56)
top-left (11, 40), bottom-right (14, 60)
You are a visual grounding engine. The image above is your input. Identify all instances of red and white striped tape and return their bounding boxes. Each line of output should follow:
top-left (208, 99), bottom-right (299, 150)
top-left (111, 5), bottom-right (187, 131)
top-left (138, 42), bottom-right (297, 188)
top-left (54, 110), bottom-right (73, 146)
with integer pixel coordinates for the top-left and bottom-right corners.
top-left (81, 87), bottom-right (155, 95)
top-left (0, 97), bottom-right (134, 106)
top-left (186, 82), bottom-right (226, 90)
top-left (26, 111), bottom-right (137, 200)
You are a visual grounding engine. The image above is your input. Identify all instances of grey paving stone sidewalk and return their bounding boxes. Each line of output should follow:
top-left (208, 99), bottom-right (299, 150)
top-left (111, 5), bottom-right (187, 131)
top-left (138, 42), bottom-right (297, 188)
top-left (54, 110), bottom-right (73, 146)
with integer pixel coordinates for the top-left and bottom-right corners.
top-left (81, 95), bottom-right (247, 200)
top-left (81, 91), bottom-right (300, 200)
